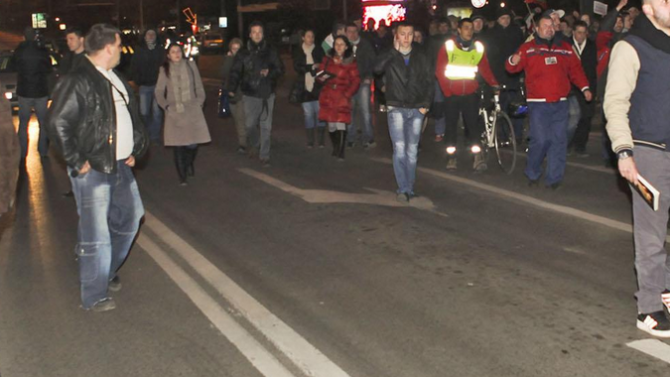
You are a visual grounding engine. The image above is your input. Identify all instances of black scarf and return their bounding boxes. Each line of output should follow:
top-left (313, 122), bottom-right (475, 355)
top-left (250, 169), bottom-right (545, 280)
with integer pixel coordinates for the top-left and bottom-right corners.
top-left (629, 14), bottom-right (670, 54)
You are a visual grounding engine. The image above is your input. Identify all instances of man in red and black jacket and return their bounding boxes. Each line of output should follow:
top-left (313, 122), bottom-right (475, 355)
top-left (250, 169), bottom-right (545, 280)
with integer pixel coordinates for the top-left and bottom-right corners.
top-left (506, 15), bottom-right (592, 190)
top-left (435, 18), bottom-right (499, 172)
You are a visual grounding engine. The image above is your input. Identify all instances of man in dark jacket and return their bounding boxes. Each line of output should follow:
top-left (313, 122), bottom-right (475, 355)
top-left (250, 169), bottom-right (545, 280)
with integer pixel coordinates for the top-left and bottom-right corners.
top-left (486, 8), bottom-right (525, 142)
top-left (130, 29), bottom-right (164, 143)
top-left (13, 27), bottom-right (52, 160)
top-left (604, 0), bottom-right (670, 337)
top-left (427, 18), bottom-right (452, 141)
top-left (567, 21), bottom-right (598, 157)
top-left (59, 27), bottom-right (86, 76)
top-left (227, 21), bottom-right (284, 166)
top-left (47, 24), bottom-right (148, 312)
top-left (345, 22), bottom-right (377, 148)
top-left (375, 22), bottom-right (434, 203)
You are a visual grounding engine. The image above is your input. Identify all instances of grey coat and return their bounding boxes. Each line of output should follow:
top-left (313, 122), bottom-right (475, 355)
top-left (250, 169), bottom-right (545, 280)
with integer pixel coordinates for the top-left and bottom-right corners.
top-left (0, 88), bottom-right (19, 217)
top-left (155, 60), bottom-right (211, 146)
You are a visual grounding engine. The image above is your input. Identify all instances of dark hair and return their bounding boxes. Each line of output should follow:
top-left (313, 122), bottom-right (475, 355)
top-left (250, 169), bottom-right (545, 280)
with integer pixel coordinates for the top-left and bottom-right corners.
top-left (437, 17), bottom-right (450, 26)
top-left (65, 27), bottom-right (84, 38)
top-left (345, 22), bottom-right (358, 30)
top-left (85, 23), bottom-right (120, 54)
top-left (395, 21), bottom-right (414, 32)
top-left (458, 18), bottom-right (473, 28)
top-left (300, 29), bottom-right (315, 38)
top-left (333, 21), bottom-right (346, 35)
top-left (162, 43), bottom-right (183, 78)
top-left (539, 15), bottom-right (553, 23)
top-left (249, 21), bottom-right (264, 32)
top-left (573, 20), bottom-right (589, 30)
top-left (328, 35), bottom-right (353, 59)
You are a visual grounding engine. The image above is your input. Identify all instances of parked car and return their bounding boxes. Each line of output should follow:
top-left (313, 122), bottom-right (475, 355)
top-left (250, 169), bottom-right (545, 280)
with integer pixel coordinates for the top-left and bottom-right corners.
top-left (200, 33), bottom-right (224, 53)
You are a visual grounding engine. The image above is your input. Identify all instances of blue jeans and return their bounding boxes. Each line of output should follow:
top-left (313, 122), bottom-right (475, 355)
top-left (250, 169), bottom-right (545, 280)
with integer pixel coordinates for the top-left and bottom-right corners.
top-left (301, 101), bottom-right (325, 129)
top-left (139, 85), bottom-right (163, 142)
top-left (566, 95), bottom-right (581, 143)
top-left (526, 101), bottom-right (569, 186)
top-left (18, 96), bottom-right (49, 157)
top-left (388, 107), bottom-right (424, 194)
top-left (348, 82), bottom-right (373, 143)
top-left (433, 81), bottom-right (446, 136)
top-left (69, 161), bottom-right (144, 308)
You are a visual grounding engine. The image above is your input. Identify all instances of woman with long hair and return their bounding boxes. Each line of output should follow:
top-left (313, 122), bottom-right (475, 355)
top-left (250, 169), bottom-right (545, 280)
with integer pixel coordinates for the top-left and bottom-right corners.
top-left (318, 35), bottom-right (360, 160)
top-left (293, 29), bottom-right (326, 148)
top-left (155, 43), bottom-right (211, 185)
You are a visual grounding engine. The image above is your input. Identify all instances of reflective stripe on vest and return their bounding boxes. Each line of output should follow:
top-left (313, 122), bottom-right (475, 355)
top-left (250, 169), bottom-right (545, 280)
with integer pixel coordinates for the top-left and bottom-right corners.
top-left (444, 40), bottom-right (485, 80)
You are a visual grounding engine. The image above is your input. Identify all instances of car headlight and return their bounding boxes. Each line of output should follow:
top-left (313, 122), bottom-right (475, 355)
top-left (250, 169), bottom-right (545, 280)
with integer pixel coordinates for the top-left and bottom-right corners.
top-left (4, 92), bottom-right (12, 100)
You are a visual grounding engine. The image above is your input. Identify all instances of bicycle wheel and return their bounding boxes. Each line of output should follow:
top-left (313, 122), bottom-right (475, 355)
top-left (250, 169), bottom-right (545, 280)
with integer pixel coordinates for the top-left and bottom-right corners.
top-left (493, 111), bottom-right (517, 174)
top-left (478, 112), bottom-right (490, 164)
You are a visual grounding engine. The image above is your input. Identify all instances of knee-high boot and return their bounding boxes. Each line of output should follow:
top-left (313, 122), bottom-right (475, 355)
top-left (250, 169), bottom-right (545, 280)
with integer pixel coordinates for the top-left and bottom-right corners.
top-left (337, 131), bottom-right (347, 160)
top-left (329, 131), bottom-right (338, 157)
top-left (317, 127), bottom-right (326, 148)
top-left (186, 147), bottom-right (198, 177)
top-left (306, 128), bottom-right (315, 148)
top-left (173, 147), bottom-right (188, 185)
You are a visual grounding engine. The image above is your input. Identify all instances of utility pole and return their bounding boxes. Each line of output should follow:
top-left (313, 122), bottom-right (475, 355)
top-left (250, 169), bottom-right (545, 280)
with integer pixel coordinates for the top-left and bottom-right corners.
top-left (177, 0), bottom-right (182, 33)
top-left (116, 0), bottom-right (121, 28)
top-left (140, 0), bottom-right (144, 31)
top-left (343, 0), bottom-right (347, 22)
top-left (237, 0), bottom-right (243, 39)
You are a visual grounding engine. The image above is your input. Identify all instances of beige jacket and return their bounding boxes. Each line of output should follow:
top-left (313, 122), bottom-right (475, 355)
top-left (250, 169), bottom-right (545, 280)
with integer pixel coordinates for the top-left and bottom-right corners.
top-left (155, 60), bottom-right (211, 146)
top-left (603, 41), bottom-right (640, 154)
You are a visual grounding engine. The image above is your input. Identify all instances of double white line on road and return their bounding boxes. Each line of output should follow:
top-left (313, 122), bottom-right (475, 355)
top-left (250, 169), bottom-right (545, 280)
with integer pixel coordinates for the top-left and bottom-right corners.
top-left (138, 212), bottom-right (351, 377)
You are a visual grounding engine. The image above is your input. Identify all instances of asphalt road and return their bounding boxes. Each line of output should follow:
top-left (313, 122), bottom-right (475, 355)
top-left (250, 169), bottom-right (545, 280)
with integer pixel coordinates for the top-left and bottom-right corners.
top-left (1, 54), bottom-right (668, 377)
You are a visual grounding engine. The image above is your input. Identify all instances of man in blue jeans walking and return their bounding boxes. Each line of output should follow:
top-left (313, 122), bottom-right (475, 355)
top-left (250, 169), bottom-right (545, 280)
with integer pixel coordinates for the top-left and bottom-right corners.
top-left (506, 16), bottom-right (591, 189)
top-left (345, 22), bottom-right (377, 149)
top-left (48, 24), bottom-right (148, 312)
top-left (375, 22), bottom-right (434, 202)
top-left (131, 29), bottom-right (164, 143)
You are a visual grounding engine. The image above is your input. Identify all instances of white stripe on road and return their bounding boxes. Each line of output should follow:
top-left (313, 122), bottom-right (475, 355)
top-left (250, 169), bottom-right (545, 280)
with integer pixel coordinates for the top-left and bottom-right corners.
top-left (627, 339), bottom-right (670, 364)
top-left (137, 234), bottom-right (296, 377)
top-left (143, 212), bottom-right (352, 377)
top-left (372, 157), bottom-right (642, 237)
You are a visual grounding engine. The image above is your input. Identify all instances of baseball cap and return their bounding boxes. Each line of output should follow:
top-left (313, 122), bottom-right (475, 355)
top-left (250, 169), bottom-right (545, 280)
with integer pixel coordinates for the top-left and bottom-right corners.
top-left (543, 9), bottom-right (566, 18)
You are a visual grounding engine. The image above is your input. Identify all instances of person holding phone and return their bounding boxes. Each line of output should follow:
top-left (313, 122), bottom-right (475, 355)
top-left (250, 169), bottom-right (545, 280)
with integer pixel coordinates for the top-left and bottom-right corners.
top-left (374, 21), bottom-right (434, 202)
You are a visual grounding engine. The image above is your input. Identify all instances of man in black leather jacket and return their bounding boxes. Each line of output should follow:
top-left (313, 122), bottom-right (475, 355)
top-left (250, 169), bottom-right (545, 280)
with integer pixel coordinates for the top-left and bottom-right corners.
top-left (47, 24), bottom-right (148, 312)
top-left (227, 21), bottom-right (284, 166)
top-left (374, 22), bottom-right (434, 203)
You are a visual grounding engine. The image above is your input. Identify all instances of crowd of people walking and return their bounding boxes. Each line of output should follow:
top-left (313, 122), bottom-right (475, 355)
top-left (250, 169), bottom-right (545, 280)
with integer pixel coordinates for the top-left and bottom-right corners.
top-left (3, 0), bottom-right (670, 342)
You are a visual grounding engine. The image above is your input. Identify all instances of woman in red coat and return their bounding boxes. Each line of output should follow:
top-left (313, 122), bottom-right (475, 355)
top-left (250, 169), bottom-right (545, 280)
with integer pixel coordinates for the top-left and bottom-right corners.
top-left (318, 36), bottom-right (360, 160)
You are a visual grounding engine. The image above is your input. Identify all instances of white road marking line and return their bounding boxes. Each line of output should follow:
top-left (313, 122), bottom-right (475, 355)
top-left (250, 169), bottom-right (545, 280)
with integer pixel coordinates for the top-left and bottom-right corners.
top-left (239, 168), bottom-right (448, 217)
top-left (627, 339), bottom-right (670, 364)
top-left (144, 212), bottom-right (352, 377)
top-left (137, 234), bottom-right (296, 377)
top-left (371, 157), bottom-right (657, 240)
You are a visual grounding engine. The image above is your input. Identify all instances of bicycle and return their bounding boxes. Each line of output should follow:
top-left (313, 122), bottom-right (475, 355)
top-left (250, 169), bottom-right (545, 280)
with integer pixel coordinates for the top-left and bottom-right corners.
top-left (478, 87), bottom-right (518, 174)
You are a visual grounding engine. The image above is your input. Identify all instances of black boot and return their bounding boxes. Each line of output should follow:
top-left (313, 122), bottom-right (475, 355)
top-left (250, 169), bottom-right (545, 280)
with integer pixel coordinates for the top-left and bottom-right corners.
top-left (316, 127), bottom-right (326, 148)
top-left (186, 147), bottom-right (198, 177)
top-left (337, 131), bottom-right (346, 161)
top-left (306, 128), bottom-right (315, 148)
top-left (173, 147), bottom-right (188, 185)
top-left (329, 131), bottom-right (338, 157)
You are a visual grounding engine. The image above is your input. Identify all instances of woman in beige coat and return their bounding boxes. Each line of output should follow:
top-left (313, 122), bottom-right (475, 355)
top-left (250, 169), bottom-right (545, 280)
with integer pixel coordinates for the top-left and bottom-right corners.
top-left (155, 43), bottom-right (211, 185)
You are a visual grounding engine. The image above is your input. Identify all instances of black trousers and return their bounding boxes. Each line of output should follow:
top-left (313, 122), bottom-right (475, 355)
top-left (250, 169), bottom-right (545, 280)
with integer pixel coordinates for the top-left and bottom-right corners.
top-left (444, 93), bottom-right (481, 149)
